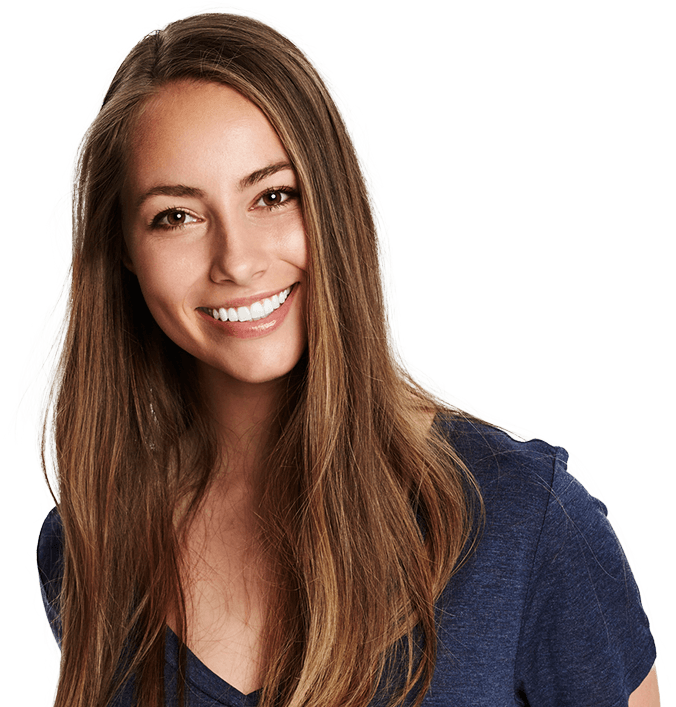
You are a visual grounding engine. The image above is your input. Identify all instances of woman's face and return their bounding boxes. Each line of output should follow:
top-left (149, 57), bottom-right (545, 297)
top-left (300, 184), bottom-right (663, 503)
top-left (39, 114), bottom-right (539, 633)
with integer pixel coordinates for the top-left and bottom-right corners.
top-left (122, 80), bottom-right (307, 387)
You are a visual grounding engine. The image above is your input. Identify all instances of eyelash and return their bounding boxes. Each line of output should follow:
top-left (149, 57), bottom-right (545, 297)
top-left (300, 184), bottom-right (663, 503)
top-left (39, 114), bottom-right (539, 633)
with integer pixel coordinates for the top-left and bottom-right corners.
top-left (148, 187), bottom-right (299, 231)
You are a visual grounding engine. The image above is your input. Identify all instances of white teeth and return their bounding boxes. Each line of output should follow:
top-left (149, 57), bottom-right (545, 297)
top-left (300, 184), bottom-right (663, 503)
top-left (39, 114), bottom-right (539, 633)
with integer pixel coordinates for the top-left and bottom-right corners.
top-left (250, 301), bottom-right (265, 320)
top-left (237, 306), bottom-right (252, 321)
top-left (208, 285), bottom-right (293, 322)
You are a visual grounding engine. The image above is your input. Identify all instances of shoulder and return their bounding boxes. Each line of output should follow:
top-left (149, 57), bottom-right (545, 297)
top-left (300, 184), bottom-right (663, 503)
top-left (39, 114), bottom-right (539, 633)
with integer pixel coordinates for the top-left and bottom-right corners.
top-left (440, 410), bottom-right (623, 563)
top-left (436, 413), bottom-right (582, 526)
top-left (37, 506), bottom-right (63, 585)
top-left (433, 414), bottom-right (656, 703)
top-left (437, 412), bottom-right (564, 475)
top-left (37, 507), bottom-right (64, 645)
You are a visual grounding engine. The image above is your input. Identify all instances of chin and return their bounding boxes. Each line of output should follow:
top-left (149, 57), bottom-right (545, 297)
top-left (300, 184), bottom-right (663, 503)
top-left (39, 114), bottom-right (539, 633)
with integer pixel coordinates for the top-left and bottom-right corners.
top-left (200, 347), bottom-right (307, 387)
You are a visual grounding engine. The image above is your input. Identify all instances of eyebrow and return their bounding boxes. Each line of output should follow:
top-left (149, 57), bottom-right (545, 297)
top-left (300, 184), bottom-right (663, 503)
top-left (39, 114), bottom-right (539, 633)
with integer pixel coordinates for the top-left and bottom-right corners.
top-left (238, 161), bottom-right (294, 190)
top-left (135, 161), bottom-right (295, 209)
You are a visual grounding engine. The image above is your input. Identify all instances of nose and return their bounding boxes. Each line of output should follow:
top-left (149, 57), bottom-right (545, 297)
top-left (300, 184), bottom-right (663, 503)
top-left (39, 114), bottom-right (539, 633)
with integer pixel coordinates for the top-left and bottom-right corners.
top-left (209, 215), bottom-right (270, 286)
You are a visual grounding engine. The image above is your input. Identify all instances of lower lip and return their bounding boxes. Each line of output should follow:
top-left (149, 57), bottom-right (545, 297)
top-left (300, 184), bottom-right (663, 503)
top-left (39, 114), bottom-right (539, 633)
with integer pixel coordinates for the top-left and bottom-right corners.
top-left (197, 285), bottom-right (300, 339)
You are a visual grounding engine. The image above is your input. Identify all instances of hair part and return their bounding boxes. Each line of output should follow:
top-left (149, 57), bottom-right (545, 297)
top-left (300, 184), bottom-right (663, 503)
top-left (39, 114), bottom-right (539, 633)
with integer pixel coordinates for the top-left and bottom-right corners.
top-left (45, 13), bottom-right (482, 707)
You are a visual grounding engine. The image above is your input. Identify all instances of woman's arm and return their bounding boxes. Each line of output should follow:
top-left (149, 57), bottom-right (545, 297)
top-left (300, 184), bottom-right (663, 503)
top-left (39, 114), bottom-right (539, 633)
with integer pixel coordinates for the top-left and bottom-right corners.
top-left (629, 666), bottom-right (660, 707)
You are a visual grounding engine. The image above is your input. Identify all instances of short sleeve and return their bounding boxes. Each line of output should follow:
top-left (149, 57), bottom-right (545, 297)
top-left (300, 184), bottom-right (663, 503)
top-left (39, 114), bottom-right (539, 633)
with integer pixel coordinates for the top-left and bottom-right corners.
top-left (514, 454), bottom-right (656, 706)
top-left (37, 507), bottom-right (64, 646)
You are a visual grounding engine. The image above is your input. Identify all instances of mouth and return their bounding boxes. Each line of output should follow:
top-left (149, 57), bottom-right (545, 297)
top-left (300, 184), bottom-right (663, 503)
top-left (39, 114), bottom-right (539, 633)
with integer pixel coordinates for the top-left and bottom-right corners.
top-left (199, 284), bottom-right (296, 323)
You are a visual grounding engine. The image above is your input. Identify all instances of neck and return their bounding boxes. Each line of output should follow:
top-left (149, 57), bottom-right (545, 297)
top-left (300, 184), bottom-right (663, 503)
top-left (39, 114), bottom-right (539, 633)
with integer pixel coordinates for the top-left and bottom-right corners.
top-left (197, 363), bottom-right (287, 492)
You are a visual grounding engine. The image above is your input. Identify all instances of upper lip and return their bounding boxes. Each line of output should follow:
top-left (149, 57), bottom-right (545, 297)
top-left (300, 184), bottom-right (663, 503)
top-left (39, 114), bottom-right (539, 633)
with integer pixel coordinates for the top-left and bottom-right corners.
top-left (199, 283), bottom-right (296, 310)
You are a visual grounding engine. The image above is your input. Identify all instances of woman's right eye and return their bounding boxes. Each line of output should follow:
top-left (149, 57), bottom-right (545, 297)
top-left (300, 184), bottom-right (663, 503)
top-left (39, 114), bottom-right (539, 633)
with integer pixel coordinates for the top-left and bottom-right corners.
top-left (151, 209), bottom-right (199, 229)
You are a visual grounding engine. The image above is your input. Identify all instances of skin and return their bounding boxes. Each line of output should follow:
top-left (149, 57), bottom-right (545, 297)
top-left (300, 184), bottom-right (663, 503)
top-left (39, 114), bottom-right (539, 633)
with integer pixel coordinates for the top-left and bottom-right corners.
top-left (123, 79), bottom-right (308, 485)
top-left (629, 666), bottom-right (660, 706)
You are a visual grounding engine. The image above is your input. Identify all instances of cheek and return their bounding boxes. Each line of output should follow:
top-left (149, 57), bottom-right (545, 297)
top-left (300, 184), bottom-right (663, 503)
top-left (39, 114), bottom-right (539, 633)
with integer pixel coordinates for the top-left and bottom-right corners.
top-left (284, 226), bottom-right (308, 271)
top-left (132, 244), bottom-right (198, 312)
top-left (293, 242), bottom-right (308, 272)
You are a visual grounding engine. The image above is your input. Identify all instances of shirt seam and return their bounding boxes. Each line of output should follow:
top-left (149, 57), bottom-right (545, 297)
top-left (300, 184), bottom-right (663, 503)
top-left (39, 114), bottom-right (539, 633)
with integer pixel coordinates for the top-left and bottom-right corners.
top-left (512, 446), bottom-right (562, 696)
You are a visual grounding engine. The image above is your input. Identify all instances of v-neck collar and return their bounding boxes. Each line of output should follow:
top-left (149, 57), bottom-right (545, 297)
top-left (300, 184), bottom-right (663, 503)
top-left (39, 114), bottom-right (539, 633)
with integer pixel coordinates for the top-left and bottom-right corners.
top-left (165, 628), bottom-right (262, 706)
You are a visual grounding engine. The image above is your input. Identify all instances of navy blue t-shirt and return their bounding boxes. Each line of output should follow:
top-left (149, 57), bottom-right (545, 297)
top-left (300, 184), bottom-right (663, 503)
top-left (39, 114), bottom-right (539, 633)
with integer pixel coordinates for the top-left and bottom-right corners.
top-left (37, 418), bottom-right (656, 705)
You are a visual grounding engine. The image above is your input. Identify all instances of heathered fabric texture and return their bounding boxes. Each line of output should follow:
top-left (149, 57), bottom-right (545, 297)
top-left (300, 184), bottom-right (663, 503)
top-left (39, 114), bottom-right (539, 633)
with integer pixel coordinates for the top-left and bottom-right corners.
top-left (38, 417), bottom-right (656, 705)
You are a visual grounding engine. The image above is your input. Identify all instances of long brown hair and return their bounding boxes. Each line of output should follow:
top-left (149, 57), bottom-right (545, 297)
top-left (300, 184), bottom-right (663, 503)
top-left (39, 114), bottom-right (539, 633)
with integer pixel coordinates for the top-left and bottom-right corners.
top-left (44, 13), bottom-right (482, 707)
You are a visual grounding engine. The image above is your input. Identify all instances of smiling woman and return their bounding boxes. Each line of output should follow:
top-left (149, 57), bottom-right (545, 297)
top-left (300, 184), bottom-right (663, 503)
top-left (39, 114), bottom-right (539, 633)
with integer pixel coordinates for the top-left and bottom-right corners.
top-left (36, 12), bottom-right (657, 707)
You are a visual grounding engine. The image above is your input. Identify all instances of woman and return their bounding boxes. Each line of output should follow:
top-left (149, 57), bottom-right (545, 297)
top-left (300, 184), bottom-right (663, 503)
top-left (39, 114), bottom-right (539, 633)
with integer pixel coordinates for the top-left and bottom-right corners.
top-left (38, 13), bottom-right (658, 707)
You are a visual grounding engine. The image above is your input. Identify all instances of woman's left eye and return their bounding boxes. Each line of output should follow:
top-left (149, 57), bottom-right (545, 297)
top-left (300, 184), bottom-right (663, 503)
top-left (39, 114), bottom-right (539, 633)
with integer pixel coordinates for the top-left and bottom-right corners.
top-left (255, 189), bottom-right (297, 210)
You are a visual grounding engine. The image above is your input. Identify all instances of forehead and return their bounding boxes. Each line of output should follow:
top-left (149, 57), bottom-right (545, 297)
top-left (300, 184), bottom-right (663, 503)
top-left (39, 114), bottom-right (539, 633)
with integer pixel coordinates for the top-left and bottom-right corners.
top-left (126, 80), bottom-right (289, 190)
